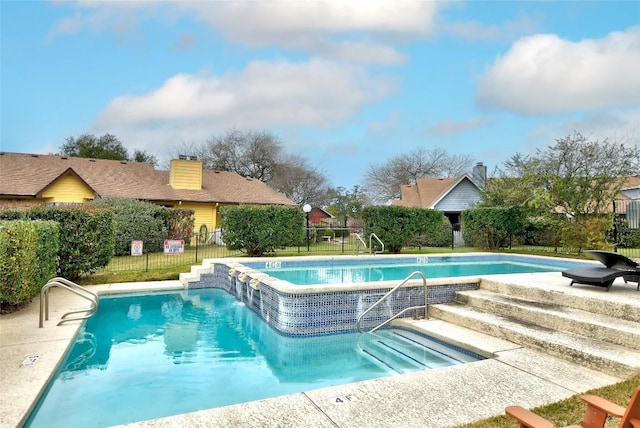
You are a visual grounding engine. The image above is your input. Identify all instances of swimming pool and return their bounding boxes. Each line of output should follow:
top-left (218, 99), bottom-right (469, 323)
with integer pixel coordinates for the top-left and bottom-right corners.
top-left (26, 288), bottom-right (483, 427)
top-left (250, 258), bottom-right (564, 285)
top-left (183, 253), bottom-right (581, 336)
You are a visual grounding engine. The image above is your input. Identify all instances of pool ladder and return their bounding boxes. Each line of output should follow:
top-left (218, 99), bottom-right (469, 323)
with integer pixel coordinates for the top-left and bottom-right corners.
top-left (39, 277), bottom-right (99, 328)
top-left (356, 271), bottom-right (428, 333)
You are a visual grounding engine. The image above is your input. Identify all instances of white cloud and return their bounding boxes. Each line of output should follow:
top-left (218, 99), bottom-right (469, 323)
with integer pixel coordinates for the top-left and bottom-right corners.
top-left (477, 27), bottom-right (640, 115)
top-left (95, 59), bottom-right (397, 154)
top-left (49, 1), bottom-right (438, 64)
top-left (183, 0), bottom-right (437, 42)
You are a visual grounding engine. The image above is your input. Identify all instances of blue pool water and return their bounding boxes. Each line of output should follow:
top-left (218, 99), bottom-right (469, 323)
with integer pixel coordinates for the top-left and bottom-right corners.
top-left (27, 288), bottom-right (481, 427)
top-left (251, 257), bottom-right (569, 285)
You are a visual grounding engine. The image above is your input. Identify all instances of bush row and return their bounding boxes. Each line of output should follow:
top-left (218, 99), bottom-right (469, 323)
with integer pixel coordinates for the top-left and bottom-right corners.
top-left (0, 206), bottom-right (115, 279)
top-left (361, 206), bottom-right (451, 253)
top-left (89, 198), bottom-right (194, 255)
top-left (0, 220), bottom-right (59, 309)
top-left (462, 207), bottom-right (527, 250)
top-left (220, 205), bottom-right (305, 256)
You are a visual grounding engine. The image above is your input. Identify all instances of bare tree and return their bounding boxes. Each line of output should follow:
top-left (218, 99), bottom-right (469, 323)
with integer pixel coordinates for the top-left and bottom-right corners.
top-left (363, 147), bottom-right (474, 203)
top-left (199, 128), bottom-right (332, 204)
top-left (269, 154), bottom-right (330, 206)
top-left (201, 128), bottom-right (281, 181)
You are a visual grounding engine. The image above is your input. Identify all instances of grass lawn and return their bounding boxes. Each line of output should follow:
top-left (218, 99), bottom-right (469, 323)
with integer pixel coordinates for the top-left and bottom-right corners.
top-left (456, 374), bottom-right (639, 428)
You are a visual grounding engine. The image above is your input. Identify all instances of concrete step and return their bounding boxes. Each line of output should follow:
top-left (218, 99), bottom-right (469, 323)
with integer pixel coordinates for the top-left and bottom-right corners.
top-left (429, 302), bottom-right (640, 378)
top-left (358, 329), bottom-right (481, 374)
top-left (454, 289), bottom-right (640, 351)
top-left (479, 277), bottom-right (640, 323)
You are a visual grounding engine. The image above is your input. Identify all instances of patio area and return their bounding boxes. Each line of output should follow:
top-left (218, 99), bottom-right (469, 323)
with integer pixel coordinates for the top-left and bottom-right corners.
top-left (1, 272), bottom-right (638, 428)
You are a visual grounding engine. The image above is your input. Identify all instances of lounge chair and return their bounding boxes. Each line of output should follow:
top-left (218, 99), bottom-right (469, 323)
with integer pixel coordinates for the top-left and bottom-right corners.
top-left (505, 385), bottom-right (640, 428)
top-left (562, 250), bottom-right (640, 291)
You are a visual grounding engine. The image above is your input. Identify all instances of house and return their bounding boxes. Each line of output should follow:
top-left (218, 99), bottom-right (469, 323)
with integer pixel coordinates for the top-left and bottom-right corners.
top-left (392, 162), bottom-right (486, 227)
top-left (0, 152), bottom-right (296, 237)
top-left (620, 176), bottom-right (640, 201)
top-left (307, 206), bottom-right (334, 225)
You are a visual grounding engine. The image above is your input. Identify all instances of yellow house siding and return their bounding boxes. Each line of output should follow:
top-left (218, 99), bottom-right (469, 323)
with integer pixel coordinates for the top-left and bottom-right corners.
top-left (152, 200), bottom-right (218, 244)
top-left (169, 159), bottom-right (202, 190)
top-left (41, 175), bottom-right (95, 203)
top-left (179, 202), bottom-right (217, 232)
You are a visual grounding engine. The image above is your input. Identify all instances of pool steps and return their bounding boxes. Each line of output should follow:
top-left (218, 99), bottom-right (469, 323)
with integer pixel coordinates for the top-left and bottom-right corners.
top-left (357, 329), bottom-right (481, 374)
top-left (426, 279), bottom-right (640, 378)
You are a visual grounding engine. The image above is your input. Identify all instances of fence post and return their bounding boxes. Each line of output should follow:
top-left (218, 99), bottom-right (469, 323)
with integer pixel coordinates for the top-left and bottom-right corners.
top-left (612, 200), bottom-right (618, 252)
top-left (195, 234), bottom-right (199, 263)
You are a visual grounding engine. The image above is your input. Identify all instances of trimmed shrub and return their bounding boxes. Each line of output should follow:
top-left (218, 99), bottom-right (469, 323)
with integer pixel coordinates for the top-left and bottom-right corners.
top-left (0, 220), bottom-right (59, 310)
top-left (410, 217), bottom-right (453, 248)
top-left (361, 206), bottom-right (449, 253)
top-left (26, 206), bottom-right (115, 279)
top-left (462, 206), bottom-right (527, 249)
top-left (221, 205), bottom-right (305, 256)
top-left (89, 198), bottom-right (194, 255)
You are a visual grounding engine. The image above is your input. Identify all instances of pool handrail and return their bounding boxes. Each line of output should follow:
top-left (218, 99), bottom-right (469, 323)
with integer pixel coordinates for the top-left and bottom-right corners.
top-left (39, 277), bottom-right (99, 328)
top-left (369, 233), bottom-right (384, 254)
top-left (354, 233), bottom-right (368, 253)
top-left (356, 270), bottom-right (428, 333)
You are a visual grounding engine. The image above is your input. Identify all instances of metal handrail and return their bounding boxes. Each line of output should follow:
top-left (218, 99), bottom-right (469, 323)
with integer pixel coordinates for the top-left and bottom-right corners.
top-left (369, 233), bottom-right (384, 254)
top-left (356, 271), bottom-right (428, 333)
top-left (354, 233), bottom-right (368, 253)
top-left (39, 277), bottom-right (99, 327)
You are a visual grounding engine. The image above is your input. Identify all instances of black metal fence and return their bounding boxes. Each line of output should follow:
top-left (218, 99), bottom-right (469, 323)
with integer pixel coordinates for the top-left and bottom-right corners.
top-left (100, 201), bottom-right (640, 273)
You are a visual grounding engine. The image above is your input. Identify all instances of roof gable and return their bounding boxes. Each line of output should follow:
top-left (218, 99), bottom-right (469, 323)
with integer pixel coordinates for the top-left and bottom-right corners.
top-left (38, 168), bottom-right (98, 199)
top-left (393, 175), bottom-right (481, 209)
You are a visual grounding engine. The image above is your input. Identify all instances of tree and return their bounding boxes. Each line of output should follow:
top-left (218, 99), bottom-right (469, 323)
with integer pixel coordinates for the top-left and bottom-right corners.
top-left (363, 147), bottom-right (474, 203)
top-left (482, 132), bottom-right (640, 251)
top-left (132, 149), bottom-right (158, 167)
top-left (60, 133), bottom-right (158, 166)
top-left (60, 133), bottom-right (129, 160)
top-left (201, 128), bottom-right (281, 181)
top-left (325, 185), bottom-right (371, 226)
top-left (269, 154), bottom-right (330, 206)
top-left (485, 132), bottom-right (640, 217)
top-left (199, 128), bottom-right (332, 204)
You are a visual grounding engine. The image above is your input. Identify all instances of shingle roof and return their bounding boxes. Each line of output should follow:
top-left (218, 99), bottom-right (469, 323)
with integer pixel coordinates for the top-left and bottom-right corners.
top-left (392, 177), bottom-right (464, 208)
top-left (0, 152), bottom-right (295, 205)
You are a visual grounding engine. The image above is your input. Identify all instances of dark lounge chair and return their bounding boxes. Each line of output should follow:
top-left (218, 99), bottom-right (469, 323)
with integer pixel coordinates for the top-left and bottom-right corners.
top-left (562, 250), bottom-right (640, 291)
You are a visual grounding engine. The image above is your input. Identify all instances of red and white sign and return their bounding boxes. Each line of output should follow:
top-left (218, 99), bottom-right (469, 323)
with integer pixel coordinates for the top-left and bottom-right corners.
top-left (164, 239), bottom-right (184, 255)
top-left (131, 240), bottom-right (144, 256)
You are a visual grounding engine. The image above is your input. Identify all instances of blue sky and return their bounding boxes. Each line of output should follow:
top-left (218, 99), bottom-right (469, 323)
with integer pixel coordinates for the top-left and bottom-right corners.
top-left (2, 1), bottom-right (639, 189)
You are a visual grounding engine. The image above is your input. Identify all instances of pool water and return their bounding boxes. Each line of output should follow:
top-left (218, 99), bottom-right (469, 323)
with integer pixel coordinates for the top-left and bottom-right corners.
top-left (26, 288), bottom-right (481, 427)
top-left (257, 260), bottom-right (561, 285)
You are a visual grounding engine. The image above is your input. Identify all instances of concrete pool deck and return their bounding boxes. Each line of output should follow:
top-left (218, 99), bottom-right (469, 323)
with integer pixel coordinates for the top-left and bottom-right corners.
top-left (1, 272), bottom-right (638, 428)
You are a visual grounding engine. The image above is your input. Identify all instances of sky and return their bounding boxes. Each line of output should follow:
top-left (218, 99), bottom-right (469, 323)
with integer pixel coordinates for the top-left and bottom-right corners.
top-left (1, 1), bottom-right (639, 189)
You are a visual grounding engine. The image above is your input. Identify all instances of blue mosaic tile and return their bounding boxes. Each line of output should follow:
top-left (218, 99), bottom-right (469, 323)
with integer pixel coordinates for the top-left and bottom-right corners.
top-left (186, 261), bottom-right (480, 336)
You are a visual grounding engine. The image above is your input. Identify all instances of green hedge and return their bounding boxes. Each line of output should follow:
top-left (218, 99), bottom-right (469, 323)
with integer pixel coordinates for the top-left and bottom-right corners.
top-left (462, 206), bottom-right (527, 249)
top-left (0, 206), bottom-right (116, 279)
top-left (221, 205), bottom-right (305, 256)
top-left (0, 220), bottom-right (59, 308)
top-left (89, 198), bottom-right (194, 255)
top-left (28, 206), bottom-right (115, 279)
top-left (361, 206), bottom-right (450, 253)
